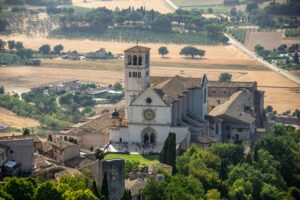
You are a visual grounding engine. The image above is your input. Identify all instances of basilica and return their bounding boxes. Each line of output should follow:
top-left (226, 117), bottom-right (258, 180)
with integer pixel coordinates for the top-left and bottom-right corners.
top-left (108, 45), bottom-right (266, 153)
top-left (109, 45), bottom-right (212, 152)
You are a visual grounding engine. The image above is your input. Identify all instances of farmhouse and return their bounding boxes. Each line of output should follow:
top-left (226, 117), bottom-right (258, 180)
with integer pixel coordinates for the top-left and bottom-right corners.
top-left (107, 45), bottom-right (266, 152)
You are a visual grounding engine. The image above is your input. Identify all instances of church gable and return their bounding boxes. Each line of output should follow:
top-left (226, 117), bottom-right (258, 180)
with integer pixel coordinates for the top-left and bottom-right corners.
top-left (130, 88), bottom-right (167, 107)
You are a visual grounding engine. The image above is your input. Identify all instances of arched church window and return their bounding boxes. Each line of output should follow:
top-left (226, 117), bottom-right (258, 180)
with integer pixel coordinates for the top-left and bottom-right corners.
top-left (128, 55), bottom-right (132, 65)
top-left (143, 133), bottom-right (149, 144)
top-left (138, 55), bottom-right (142, 65)
top-left (133, 55), bottom-right (137, 65)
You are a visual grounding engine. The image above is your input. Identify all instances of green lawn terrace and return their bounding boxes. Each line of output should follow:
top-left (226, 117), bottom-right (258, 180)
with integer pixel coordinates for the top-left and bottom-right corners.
top-left (104, 153), bottom-right (159, 165)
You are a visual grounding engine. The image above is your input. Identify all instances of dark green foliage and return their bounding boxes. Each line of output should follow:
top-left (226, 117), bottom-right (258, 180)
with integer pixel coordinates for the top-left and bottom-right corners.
top-left (120, 189), bottom-right (132, 200)
top-left (53, 44), bottom-right (64, 54)
top-left (34, 181), bottom-right (62, 200)
top-left (113, 82), bottom-right (123, 91)
top-left (3, 177), bottom-right (35, 200)
top-left (16, 48), bottom-right (33, 59)
top-left (0, 19), bottom-right (9, 32)
top-left (7, 40), bottom-right (15, 51)
top-left (141, 178), bottom-right (166, 200)
top-left (158, 46), bottom-right (169, 57)
top-left (208, 143), bottom-right (244, 166)
top-left (101, 172), bottom-right (109, 200)
top-left (23, 127), bottom-right (30, 135)
top-left (293, 52), bottom-right (299, 64)
top-left (91, 181), bottom-right (101, 199)
top-left (180, 46), bottom-right (205, 58)
top-left (39, 44), bottom-right (51, 54)
top-left (159, 132), bottom-right (176, 174)
top-left (219, 73), bottom-right (232, 82)
top-left (0, 86), bottom-right (4, 95)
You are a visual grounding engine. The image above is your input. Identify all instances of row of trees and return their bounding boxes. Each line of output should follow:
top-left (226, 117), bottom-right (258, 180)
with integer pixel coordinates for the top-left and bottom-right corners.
top-left (142, 125), bottom-right (300, 200)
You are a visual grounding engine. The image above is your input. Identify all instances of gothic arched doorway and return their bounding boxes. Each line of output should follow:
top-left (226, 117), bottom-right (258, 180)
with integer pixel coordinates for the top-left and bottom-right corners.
top-left (141, 127), bottom-right (156, 144)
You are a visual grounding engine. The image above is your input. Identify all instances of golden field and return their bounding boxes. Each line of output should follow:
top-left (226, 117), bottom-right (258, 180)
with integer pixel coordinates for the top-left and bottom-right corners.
top-left (0, 107), bottom-right (40, 129)
top-left (0, 59), bottom-right (299, 113)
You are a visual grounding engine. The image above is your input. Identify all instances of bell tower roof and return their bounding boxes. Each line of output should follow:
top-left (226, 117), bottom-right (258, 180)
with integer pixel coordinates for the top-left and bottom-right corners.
top-left (124, 45), bottom-right (150, 53)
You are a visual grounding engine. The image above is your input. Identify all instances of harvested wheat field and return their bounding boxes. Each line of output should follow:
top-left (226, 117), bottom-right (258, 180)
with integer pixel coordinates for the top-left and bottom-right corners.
top-left (0, 63), bottom-right (299, 112)
top-left (244, 31), bottom-right (283, 51)
top-left (72, 0), bottom-right (174, 13)
top-left (0, 107), bottom-right (40, 128)
top-left (0, 35), bottom-right (262, 66)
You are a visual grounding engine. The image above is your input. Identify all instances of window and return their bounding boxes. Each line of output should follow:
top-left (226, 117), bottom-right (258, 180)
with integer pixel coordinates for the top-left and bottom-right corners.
top-left (138, 72), bottom-right (141, 78)
top-left (238, 128), bottom-right (243, 132)
top-left (146, 97), bottom-right (152, 104)
top-left (128, 55), bottom-right (132, 65)
top-left (146, 54), bottom-right (149, 64)
top-left (133, 72), bottom-right (137, 77)
top-left (204, 88), bottom-right (207, 103)
top-left (212, 90), bottom-right (216, 94)
top-left (10, 150), bottom-right (13, 154)
top-left (133, 55), bottom-right (137, 65)
top-left (244, 106), bottom-right (251, 111)
top-left (138, 55), bottom-right (142, 65)
top-left (223, 90), bottom-right (226, 94)
top-left (129, 72), bottom-right (132, 77)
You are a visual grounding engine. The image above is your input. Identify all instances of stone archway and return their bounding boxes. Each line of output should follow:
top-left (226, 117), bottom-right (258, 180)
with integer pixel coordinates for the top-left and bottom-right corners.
top-left (141, 127), bottom-right (156, 144)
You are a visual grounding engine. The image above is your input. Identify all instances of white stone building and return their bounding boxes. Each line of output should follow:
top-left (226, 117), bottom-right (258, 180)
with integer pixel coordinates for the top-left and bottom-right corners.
top-left (109, 45), bottom-right (211, 152)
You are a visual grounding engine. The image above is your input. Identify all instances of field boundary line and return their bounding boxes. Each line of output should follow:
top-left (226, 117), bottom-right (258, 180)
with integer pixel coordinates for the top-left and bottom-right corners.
top-left (164, 0), bottom-right (178, 10)
top-left (225, 33), bottom-right (300, 85)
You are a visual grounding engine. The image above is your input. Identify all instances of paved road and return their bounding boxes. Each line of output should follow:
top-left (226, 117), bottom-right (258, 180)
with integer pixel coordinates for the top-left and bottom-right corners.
top-left (225, 33), bottom-right (300, 85)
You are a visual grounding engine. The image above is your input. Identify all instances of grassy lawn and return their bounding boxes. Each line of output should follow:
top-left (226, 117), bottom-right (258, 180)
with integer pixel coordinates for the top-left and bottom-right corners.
top-left (104, 153), bottom-right (159, 165)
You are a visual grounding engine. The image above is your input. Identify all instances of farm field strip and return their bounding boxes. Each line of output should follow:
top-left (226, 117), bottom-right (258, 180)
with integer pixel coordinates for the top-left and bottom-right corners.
top-left (0, 65), bottom-right (299, 112)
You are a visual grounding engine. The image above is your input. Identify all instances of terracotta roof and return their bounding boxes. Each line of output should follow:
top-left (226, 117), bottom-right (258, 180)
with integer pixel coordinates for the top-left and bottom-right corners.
top-left (50, 141), bottom-right (78, 150)
top-left (152, 75), bottom-right (203, 101)
top-left (124, 45), bottom-right (150, 53)
top-left (208, 81), bottom-right (256, 89)
top-left (209, 90), bottom-right (255, 125)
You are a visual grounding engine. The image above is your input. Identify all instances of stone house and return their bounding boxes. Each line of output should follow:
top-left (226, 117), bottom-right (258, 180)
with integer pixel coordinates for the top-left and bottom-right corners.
top-left (0, 136), bottom-right (34, 173)
top-left (208, 89), bottom-right (256, 142)
top-left (50, 141), bottom-right (80, 163)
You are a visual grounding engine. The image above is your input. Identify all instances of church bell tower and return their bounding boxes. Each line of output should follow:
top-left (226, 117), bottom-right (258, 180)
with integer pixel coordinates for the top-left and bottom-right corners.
top-left (124, 45), bottom-right (151, 119)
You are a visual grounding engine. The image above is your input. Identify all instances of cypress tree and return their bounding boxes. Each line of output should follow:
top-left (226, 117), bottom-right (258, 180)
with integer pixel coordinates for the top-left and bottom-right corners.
top-left (101, 172), bottom-right (109, 200)
top-left (159, 132), bottom-right (176, 174)
top-left (219, 159), bottom-right (227, 181)
top-left (253, 145), bottom-right (259, 162)
top-left (92, 180), bottom-right (100, 198)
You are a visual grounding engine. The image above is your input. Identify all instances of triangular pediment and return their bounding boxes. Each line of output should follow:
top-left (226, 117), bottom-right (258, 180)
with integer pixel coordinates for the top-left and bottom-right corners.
top-left (130, 88), bottom-right (168, 107)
